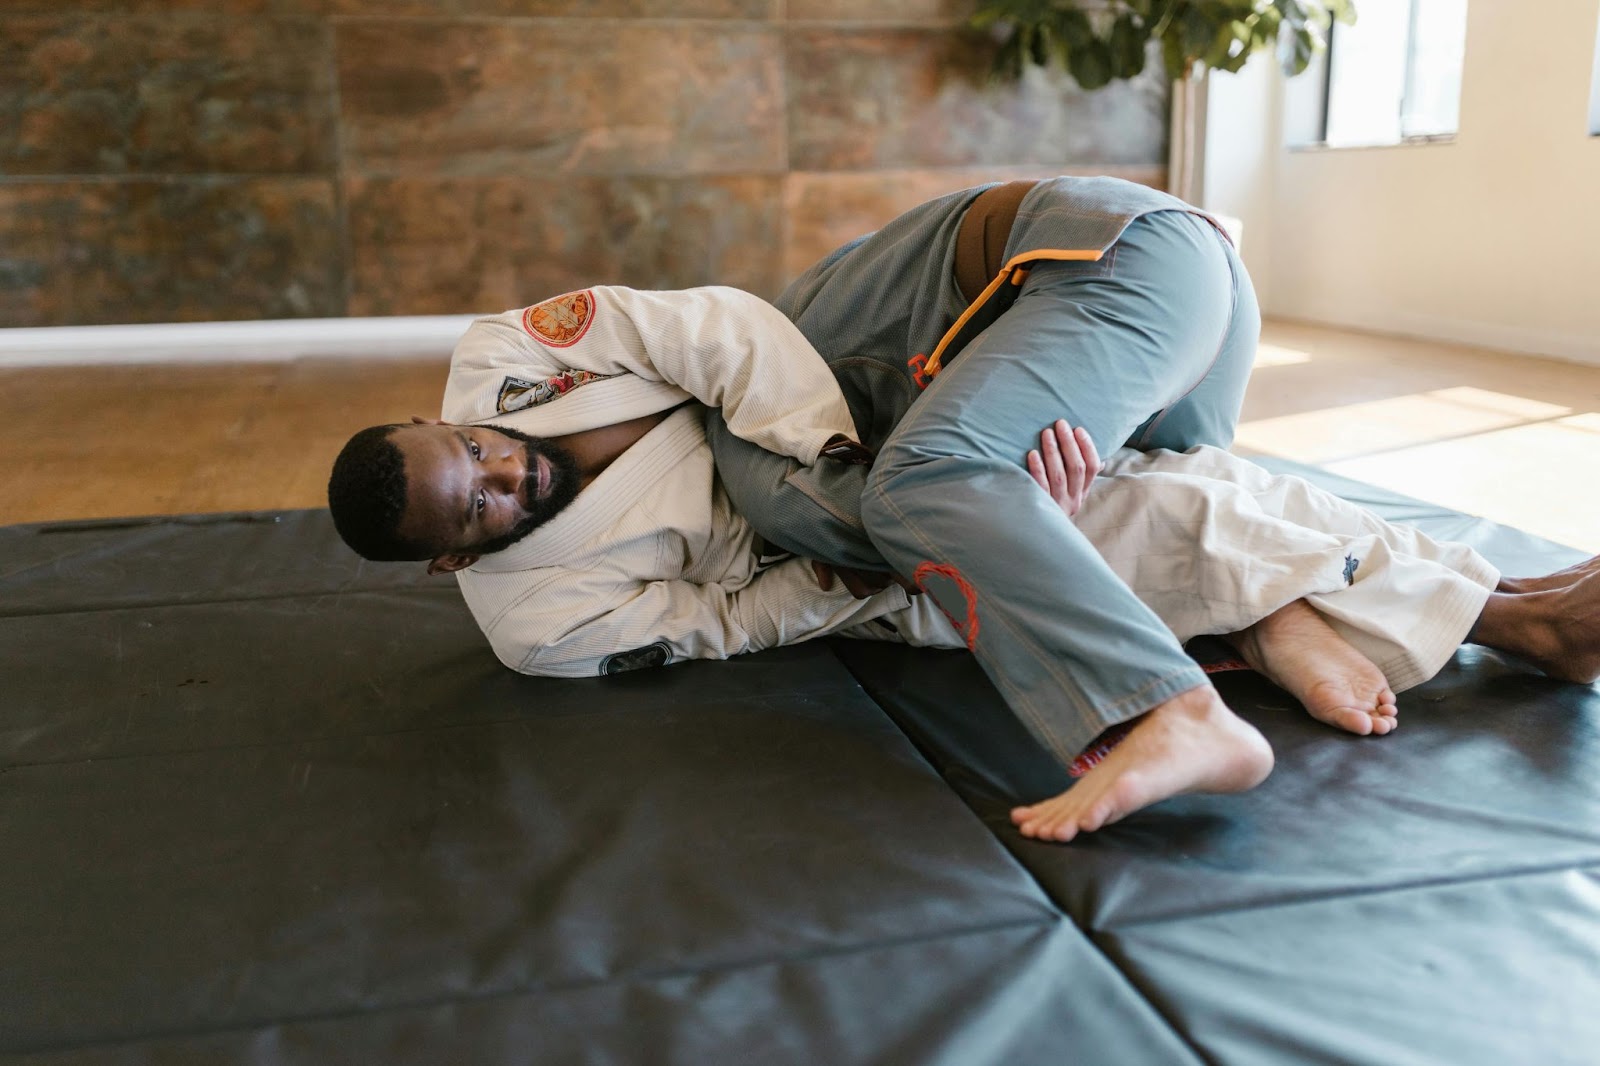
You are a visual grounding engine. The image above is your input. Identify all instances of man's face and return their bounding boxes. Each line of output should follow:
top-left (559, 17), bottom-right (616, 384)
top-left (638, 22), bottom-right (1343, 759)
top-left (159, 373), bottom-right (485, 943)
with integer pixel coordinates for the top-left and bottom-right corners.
top-left (392, 422), bottom-right (581, 571)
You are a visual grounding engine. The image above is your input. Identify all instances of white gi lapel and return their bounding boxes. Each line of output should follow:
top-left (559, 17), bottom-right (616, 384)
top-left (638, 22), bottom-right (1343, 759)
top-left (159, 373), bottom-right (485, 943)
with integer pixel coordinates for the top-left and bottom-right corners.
top-left (468, 405), bottom-right (706, 574)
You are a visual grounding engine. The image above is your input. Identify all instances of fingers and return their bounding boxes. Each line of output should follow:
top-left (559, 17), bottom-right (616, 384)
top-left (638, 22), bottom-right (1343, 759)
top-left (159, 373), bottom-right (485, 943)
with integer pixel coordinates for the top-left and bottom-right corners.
top-left (1040, 422), bottom-right (1070, 503)
top-left (1026, 448), bottom-right (1049, 492)
top-left (1051, 421), bottom-right (1087, 509)
top-left (1029, 420), bottom-right (1097, 517)
top-left (1077, 425), bottom-right (1102, 480)
top-left (839, 569), bottom-right (880, 598)
top-left (811, 560), bottom-right (835, 591)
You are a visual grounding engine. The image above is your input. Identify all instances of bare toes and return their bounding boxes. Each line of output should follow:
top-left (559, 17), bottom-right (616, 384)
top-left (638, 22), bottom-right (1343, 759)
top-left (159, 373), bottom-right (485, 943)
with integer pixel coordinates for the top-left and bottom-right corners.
top-left (1319, 706), bottom-right (1375, 735)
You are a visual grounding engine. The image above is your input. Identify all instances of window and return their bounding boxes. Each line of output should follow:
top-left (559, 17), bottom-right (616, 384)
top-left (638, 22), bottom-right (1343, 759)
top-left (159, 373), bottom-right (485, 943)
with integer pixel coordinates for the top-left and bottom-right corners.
top-left (1590, 7), bottom-right (1600, 135)
top-left (1287, 0), bottom-right (1469, 148)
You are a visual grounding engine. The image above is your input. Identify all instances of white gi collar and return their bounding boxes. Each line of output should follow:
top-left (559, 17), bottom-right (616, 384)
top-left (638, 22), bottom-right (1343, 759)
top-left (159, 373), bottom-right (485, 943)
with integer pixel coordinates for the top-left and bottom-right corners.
top-left (466, 404), bottom-right (706, 574)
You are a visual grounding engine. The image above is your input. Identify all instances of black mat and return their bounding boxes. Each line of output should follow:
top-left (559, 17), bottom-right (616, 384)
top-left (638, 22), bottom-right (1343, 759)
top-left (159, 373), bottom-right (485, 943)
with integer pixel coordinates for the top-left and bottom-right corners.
top-left (837, 461), bottom-right (1600, 1065)
top-left (0, 513), bottom-right (1189, 1064)
top-left (3, 465), bottom-right (1598, 1064)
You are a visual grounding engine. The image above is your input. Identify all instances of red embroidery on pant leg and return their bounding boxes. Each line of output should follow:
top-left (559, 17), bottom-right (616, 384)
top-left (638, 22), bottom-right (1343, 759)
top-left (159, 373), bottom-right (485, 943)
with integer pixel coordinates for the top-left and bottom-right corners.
top-left (1067, 719), bottom-right (1137, 778)
top-left (1070, 659), bottom-right (1255, 777)
top-left (912, 561), bottom-right (980, 650)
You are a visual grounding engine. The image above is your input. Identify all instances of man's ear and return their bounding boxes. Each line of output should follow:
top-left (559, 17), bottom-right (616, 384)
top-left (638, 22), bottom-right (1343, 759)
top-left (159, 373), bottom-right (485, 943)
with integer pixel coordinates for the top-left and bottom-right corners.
top-left (411, 415), bottom-right (445, 426)
top-left (427, 553), bottom-right (480, 576)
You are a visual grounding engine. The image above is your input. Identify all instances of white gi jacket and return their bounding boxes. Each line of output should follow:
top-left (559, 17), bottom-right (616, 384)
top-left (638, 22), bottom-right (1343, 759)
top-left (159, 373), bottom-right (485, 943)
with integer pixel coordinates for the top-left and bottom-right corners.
top-left (441, 285), bottom-right (959, 677)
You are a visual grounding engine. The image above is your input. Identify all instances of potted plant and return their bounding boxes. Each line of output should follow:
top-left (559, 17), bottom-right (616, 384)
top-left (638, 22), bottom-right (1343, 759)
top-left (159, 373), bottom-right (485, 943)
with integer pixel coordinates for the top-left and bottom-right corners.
top-left (970, 0), bottom-right (1357, 203)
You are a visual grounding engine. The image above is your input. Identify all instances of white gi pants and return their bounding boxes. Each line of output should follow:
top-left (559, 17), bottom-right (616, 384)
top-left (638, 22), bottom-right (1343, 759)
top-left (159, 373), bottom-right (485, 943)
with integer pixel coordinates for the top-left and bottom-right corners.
top-left (1081, 447), bottom-right (1500, 693)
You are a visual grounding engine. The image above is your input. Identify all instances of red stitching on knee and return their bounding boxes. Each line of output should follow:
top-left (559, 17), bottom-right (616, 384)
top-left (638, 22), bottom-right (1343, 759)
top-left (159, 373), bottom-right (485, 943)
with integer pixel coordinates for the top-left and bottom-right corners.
top-left (912, 561), bottom-right (980, 650)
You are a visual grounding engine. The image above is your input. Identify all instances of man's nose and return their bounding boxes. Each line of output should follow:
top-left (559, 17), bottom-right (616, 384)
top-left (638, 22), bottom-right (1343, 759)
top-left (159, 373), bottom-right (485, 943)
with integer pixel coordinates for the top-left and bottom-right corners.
top-left (486, 447), bottom-right (526, 496)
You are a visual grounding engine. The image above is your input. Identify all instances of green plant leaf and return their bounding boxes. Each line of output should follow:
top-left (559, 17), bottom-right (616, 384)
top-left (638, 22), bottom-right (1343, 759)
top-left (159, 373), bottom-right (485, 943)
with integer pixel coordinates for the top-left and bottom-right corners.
top-left (1069, 35), bottom-right (1116, 89)
top-left (1325, 0), bottom-right (1358, 26)
top-left (1058, 7), bottom-right (1094, 51)
top-left (1272, 0), bottom-right (1308, 28)
top-left (970, 0), bottom-right (1340, 84)
top-left (1250, 7), bottom-right (1281, 47)
top-left (1279, 23), bottom-right (1316, 75)
top-left (1031, 23), bottom-right (1054, 66)
top-left (1181, 6), bottom-right (1216, 57)
top-left (1109, 13), bottom-right (1150, 78)
top-left (1162, 27), bottom-right (1189, 79)
top-left (969, 7), bottom-right (1003, 30)
top-left (992, 36), bottom-right (1026, 81)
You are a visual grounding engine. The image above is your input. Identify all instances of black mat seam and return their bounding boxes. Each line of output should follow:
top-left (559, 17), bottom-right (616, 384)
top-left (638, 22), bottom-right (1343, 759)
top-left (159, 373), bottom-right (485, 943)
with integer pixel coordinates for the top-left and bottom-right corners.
top-left (0, 583), bottom-right (459, 621)
top-left (829, 648), bottom-right (1212, 1066)
top-left (1078, 860), bottom-right (1600, 1066)
top-left (1073, 946), bottom-right (1226, 1066)
top-left (1093, 856), bottom-right (1600, 933)
top-left (1, 913), bottom-right (1061, 1058)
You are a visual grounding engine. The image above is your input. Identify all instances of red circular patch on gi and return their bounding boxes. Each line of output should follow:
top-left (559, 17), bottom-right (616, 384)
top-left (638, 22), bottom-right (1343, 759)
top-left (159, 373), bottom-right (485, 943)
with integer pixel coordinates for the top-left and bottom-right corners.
top-left (522, 290), bottom-right (595, 348)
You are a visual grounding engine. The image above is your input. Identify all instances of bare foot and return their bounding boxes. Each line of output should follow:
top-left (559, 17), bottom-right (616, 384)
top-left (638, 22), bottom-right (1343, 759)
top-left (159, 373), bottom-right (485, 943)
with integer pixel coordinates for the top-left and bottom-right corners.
top-left (1009, 685), bottom-right (1273, 843)
top-left (1228, 599), bottom-right (1399, 736)
top-left (1500, 553), bottom-right (1600, 594)
top-left (1504, 574), bottom-right (1600, 684)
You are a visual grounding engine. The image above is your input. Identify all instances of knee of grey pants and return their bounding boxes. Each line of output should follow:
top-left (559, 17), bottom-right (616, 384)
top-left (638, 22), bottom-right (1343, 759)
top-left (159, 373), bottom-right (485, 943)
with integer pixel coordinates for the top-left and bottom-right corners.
top-left (861, 210), bottom-right (1253, 767)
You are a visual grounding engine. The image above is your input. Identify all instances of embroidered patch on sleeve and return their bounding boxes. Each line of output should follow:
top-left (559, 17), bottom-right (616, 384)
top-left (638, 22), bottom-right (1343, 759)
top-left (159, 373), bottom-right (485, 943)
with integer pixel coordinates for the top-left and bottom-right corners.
top-left (600, 642), bottom-right (672, 676)
top-left (497, 369), bottom-right (616, 413)
top-left (522, 289), bottom-right (596, 348)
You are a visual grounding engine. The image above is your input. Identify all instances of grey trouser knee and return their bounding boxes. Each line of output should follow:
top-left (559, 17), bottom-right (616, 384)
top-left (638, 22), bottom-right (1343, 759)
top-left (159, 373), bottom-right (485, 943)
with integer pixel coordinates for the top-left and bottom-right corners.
top-left (862, 211), bottom-right (1255, 764)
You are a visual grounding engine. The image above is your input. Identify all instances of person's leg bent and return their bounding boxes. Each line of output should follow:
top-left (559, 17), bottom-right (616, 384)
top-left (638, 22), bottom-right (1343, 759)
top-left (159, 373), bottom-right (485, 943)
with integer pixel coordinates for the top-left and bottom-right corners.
top-left (862, 211), bottom-right (1242, 766)
top-left (1129, 230), bottom-right (1260, 451)
top-left (1102, 446), bottom-right (1500, 691)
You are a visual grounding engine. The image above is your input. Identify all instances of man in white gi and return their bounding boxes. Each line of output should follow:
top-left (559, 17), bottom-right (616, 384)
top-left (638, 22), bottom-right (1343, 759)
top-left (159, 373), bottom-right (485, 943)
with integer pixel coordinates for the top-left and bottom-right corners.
top-left (326, 278), bottom-right (1600, 843)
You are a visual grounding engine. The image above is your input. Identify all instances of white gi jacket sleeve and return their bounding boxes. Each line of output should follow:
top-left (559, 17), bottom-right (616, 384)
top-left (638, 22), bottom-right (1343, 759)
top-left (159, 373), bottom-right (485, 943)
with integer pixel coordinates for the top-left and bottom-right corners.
top-left (443, 285), bottom-right (859, 462)
top-left (489, 558), bottom-right (911, 677)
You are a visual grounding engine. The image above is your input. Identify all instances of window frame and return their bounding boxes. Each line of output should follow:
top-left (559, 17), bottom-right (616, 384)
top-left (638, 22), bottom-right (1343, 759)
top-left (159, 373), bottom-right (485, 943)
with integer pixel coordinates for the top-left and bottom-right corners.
top-left (1292, 0), bottom-right (1464, 152)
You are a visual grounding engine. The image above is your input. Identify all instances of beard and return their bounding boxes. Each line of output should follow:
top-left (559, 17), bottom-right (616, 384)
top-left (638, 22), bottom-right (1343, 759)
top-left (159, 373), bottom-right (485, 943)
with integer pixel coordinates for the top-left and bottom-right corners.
top-left (470, 425), bottom-right (584, 556)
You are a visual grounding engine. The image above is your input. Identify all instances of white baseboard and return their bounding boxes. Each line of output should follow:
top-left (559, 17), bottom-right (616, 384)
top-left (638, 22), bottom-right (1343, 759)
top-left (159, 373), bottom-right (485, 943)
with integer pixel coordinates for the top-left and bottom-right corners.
top-left (1270, 302), bottom-right (1600, 368)
top-left (0, 315), bottom-right (477, 368)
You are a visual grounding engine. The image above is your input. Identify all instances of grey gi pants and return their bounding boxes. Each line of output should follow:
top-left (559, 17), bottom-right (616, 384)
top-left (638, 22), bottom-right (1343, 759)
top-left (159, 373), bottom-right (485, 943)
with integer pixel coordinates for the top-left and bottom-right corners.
top-left (715, 205), bottom-right (1260, 766)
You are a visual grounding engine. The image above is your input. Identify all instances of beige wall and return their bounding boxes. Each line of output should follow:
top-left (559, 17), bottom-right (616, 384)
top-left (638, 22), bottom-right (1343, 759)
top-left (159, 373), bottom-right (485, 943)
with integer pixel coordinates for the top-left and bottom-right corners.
top-left (0, 1), bottom-right (1167, 329)
top-left (1207, 0), bottom-right (1600, 365)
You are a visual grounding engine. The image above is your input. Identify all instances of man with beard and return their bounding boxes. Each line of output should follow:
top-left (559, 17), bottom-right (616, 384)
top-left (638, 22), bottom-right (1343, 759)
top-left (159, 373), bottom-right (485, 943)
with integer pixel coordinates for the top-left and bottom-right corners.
top-left (327, 176), bottom-right (1600, 841)
top-left (325, 284), bottom-right (936, 678)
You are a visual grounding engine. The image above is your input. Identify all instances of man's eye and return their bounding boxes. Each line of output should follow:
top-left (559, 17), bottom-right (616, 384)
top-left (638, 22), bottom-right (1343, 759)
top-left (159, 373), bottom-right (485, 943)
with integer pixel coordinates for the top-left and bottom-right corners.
top-left (469, 441), bottom-right (481, 459)
top-left (476, 492), bottom-right (486, 513)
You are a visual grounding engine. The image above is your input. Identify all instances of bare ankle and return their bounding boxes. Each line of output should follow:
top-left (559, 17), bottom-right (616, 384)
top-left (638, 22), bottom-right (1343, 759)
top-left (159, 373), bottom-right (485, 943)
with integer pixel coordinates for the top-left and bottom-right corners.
top-left (1149, 683), bottom-right (1228, 721)
top-left (1469, 590), bottom-right (1559, 657)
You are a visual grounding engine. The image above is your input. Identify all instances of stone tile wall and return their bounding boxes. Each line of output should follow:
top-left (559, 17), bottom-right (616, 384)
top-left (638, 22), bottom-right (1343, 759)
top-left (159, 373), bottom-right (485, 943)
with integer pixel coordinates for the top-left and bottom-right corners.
top-left (0, 2), bottom-right (1166, 326)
